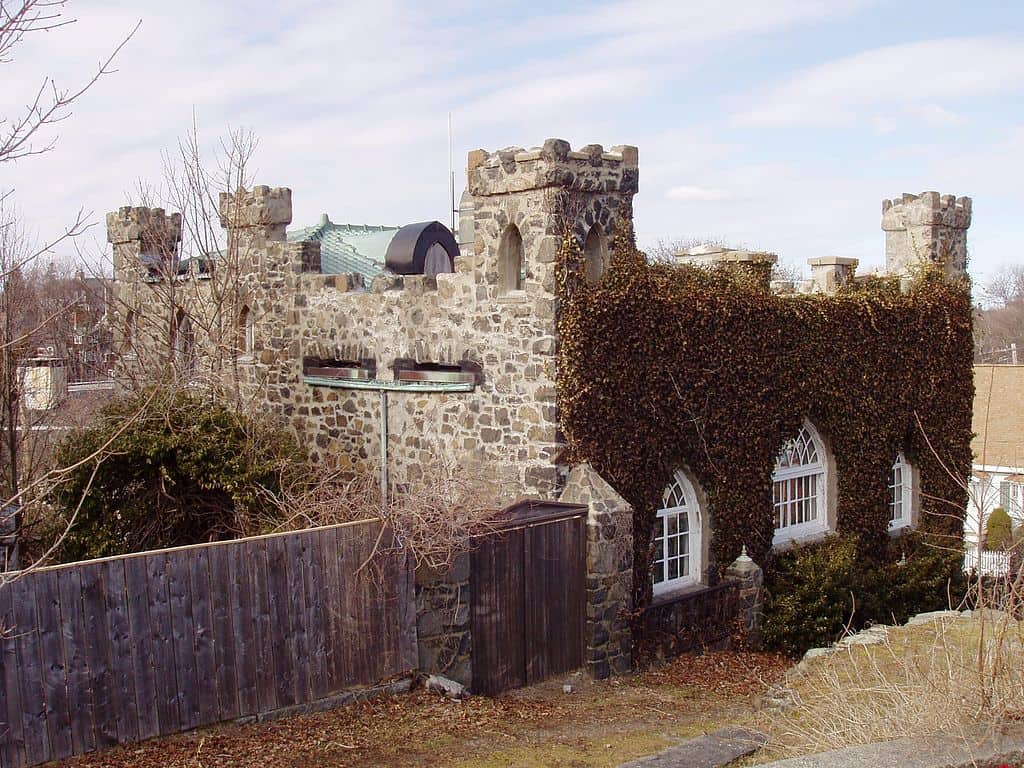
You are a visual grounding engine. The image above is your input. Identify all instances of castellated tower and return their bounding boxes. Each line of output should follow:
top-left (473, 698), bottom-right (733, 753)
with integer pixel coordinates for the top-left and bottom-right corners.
top-left (107, 206), bottom-right (182, 278)
top-left (466, 138), bottom-right (639, 294)
top-left (882, 191), bottom-right (972, 278)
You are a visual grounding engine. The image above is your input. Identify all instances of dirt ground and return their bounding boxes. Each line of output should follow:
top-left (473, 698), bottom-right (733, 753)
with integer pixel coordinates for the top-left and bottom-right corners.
top-left (57, 651), bottom-right (791, 768)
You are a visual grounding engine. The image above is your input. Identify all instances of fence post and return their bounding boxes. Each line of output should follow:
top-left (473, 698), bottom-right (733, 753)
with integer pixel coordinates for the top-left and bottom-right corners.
top-left (725, 546), bottom-right (764, 647)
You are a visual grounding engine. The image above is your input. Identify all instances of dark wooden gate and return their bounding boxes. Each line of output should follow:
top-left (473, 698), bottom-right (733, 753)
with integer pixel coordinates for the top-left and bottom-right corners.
top-left (470, 501), bottom-right (587, 695)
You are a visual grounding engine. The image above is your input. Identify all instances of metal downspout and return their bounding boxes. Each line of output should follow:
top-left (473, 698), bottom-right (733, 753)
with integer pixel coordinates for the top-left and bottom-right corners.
top-left (380, 389), bottom-right (388, 511)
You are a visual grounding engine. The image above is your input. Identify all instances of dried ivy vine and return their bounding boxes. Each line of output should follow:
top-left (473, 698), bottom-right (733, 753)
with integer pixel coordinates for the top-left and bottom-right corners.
top-left (555, 216), bottom-right (974, 649)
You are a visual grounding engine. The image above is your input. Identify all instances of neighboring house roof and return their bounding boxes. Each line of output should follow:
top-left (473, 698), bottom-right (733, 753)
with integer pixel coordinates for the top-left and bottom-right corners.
top-left (288, 214), bottom-right (400, 281)
top-left (973, 364), bottom-right (1024, 468)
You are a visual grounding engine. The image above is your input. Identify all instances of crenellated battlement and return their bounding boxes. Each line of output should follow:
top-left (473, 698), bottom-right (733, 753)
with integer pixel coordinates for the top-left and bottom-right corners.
top-left (106, 206), bottom-right (182, 249)
top-left (219, 185), bottom-right (292, 240)
top-left (881, 190), bottom-right (972, 278)
top-left (882, 191), bottom-right (972, 231)
top-left (467, 138), bottom-right (638, 197)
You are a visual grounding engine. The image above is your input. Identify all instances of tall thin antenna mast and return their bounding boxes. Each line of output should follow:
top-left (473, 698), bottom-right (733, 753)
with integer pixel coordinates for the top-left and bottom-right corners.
top-left (448, 112), bottom-right (456, 233)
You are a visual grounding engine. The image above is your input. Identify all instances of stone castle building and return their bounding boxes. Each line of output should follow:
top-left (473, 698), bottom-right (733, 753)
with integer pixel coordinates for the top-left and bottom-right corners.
top-left (109, 139), bottom-right (638, 500)
top-left (107, 139), bottom-right (972, 506)
top-left (107, 138), bottom-right (972, 681)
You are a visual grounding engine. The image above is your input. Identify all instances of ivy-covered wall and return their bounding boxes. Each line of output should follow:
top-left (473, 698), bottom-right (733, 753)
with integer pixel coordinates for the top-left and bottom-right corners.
top-left (556, 225), bottom-right (974, 648)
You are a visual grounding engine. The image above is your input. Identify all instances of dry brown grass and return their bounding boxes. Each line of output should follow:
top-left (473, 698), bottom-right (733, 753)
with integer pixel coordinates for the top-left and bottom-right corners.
top-left (754, 567), bottom-right (1024, 761)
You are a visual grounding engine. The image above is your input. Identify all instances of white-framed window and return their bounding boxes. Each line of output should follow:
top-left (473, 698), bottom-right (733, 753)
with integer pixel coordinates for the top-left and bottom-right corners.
top-left (998, 480), bottom-right (1022, 514)
top-left (773, 421), bottom-right (829, 546)
top-left (889, 453), bottom-right (914, 531)
top-left (652, 470), bottom-right (703, 596)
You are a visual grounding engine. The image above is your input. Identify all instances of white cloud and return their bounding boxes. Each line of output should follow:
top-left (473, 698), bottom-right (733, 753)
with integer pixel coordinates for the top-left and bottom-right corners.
top-left (736, 37), bottom-right (1024, 126)
top-left (666, 185), bottom-right (734, 202)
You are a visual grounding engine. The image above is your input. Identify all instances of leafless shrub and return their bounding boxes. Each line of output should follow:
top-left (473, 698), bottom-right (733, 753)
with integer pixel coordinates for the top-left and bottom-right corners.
top-left (263, 456), bottom-right (511, 572)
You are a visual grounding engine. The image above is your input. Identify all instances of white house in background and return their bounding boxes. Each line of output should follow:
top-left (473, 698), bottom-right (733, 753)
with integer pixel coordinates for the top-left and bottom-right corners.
top-left (967, 364), bottom-right (1024, 572)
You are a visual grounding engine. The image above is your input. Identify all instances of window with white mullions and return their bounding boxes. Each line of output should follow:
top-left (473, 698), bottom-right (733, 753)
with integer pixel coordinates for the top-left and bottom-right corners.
top-left (652, 470), bottom-right (703, 596)
top-left (772, 421), bottom-right (829, 546)
top-left (889, 453), bottom-right (914, 530)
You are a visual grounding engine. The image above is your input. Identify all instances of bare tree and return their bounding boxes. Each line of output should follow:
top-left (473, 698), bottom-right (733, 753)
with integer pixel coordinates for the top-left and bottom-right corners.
top-left (975, 265), bottom-right (1024, 363)
top-left (0, 1), bottom-right (138, 166)
top-left (0, 0), bottom-right (136, 570)
top-left (112, 122), bottom-right (263, 405)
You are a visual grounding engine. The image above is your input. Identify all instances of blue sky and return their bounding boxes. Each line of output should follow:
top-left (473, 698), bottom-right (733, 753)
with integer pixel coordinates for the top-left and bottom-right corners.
top-left (2, 0), bottom-right (1023, 281)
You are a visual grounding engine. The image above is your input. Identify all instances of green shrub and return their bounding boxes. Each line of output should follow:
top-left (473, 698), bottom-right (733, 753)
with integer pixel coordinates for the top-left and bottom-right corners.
top-left (763, 537), bottom-right (859, 656)
top-left (763, 534), bottom-right (963, 656)
top-left (49, 387), bottom-right (307, 562)
top-left (986, 507), bottom-right (1013, 550)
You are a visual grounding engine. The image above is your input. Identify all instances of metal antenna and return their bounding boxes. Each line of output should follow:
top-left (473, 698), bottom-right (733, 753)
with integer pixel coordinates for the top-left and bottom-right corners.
top-left (448, 112), bottom-right (456, 232)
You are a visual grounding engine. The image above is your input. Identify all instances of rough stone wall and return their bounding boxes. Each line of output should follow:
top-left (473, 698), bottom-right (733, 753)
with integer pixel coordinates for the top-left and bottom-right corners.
top-left (108, 140), bottom-right (638, 503)
top-left (415, 554), bottom-right (472, 687)
top-left (560, 463), bottom-right (634, 678)
top-left (882, 191), bottom-right (972, 278)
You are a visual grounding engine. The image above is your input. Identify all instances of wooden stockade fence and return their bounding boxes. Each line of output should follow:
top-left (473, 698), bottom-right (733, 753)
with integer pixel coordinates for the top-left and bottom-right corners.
top-left (471, 502), bottom-right (587, 695)
top-left (0, 520), bottom-right (416, 768)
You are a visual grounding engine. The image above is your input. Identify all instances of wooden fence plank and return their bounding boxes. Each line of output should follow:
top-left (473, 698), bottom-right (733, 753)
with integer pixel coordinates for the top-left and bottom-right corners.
top-left (56, 568), bottom-right (94, 756)
top-left (33, 570), bottom-right (72, 762)
top-left (284, 534), bottom-right (311, 704)
top-left (188, 549), bottom-right (218, 726)
top-left (12, 576), bottom-right (48, 766)
top-left (305, 529), bottom-right (328, 700)
top-left (248, 539), bottom-right (277, 713)
top-left (317, 528), bottom-right (339, 693)
top-left (334, 526), bottom-right (355, 688)
top-left (207, 545), bottom-right (239, 721)
top-left (0, 579), bottom-right (26, 767)
top-left (471, 528), bottom-right (526, 695)
top-left (396, 551), bottom-right (417, 673)
top-left (103, 560), bottom-right (139, 745)
top-left (144, 552), bottom-right (179, 736)
top-left (167, 553), bottom-right (198, 730)
top-left (80, 563), bottom-right (116, 749)
top-left (123, 557), bottom-right (158, 741)
top-left (227, 544), bottom-right (257, 717)
top-left (266, 536), bottom-right (295, 708)
top-left (524, 517), bottom-right (586, 684)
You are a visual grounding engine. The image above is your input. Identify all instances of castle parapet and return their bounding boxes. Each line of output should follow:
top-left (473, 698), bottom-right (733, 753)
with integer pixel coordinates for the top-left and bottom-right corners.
top-left (106, 207), bottom-right (182, 250)
top-left (106, 207), bottom-right (183, 276)
top-left (882, 192), bottom-right (971, 230)
top-left (219, 185), bottom-right (292, 242)
top-left (881, 191), bottom-right (972, 278)
top-left (467, 138), bottom-right (638, 196)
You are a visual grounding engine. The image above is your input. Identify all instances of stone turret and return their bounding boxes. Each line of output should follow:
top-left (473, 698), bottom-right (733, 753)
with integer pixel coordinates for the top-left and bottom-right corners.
top-left (106, 207), bottom-right (182, 277)
top-left (882, 191), bottom-right (971, 278)
top-left (465, 138), bottom-right (639, 295)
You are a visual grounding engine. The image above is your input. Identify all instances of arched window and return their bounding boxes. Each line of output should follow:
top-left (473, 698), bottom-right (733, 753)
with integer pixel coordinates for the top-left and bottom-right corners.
top-left (498, 224), bottom-right (524, 293)
top-left (889, 453), bottom-right (914, 530)
top-left (583, 224), bottom-right (609, 285)
top-left (237, 305), bottom-right (253, 356)
top-left (173, 310), bottom-right (195, 374)
top-left (773, 421), bottom-right (830, 546)
top-left (653, 470), bottom-right (703, 595)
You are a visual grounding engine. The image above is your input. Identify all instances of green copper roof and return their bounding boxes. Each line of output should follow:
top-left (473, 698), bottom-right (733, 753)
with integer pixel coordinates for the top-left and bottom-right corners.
top-left (287, 214), bottom-right (400, 281)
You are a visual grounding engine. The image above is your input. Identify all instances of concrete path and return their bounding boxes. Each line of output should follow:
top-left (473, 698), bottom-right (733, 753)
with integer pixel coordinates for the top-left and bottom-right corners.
top-left (617, 726), bottom-right (767, 768)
